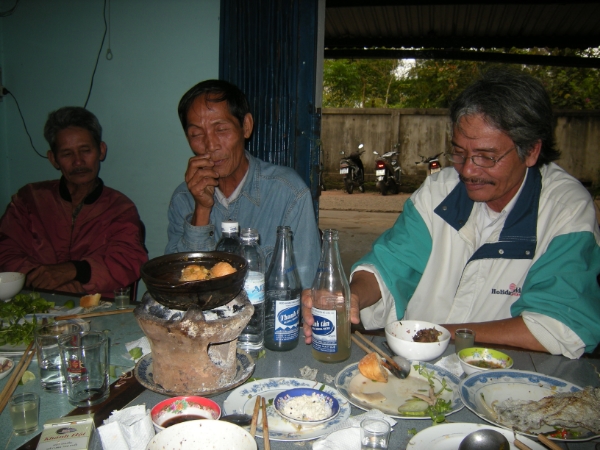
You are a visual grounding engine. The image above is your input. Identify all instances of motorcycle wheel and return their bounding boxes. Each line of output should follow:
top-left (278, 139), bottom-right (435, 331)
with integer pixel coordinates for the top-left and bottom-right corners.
top-left (344, 178), bottom-right (354, 194)
top-left (388, 179), bottom-right (399, 195)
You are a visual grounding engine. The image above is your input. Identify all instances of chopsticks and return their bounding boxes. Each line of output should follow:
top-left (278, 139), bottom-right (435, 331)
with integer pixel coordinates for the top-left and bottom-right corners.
top-left (352, 330), bottom-right (407, 378)
top-left (55, 308), bottom-right (135, 320)
top-left (250, 395), bottom-right (261, 437)
top-left (537, 434), bottom-right (563, 450)
top-left (0, 341), bottom-right (36, 415)
top-left (261, 396), bottom-right (270, 450)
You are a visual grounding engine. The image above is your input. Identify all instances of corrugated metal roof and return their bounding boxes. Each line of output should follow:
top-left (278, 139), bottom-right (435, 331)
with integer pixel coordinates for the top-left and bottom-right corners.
top-left (325, 2), bottom-right (600, 50)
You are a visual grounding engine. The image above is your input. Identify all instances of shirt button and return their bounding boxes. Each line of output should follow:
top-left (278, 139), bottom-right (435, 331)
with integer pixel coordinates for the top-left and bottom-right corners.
top-left (209, 231), bottom-right (214, 236)
top-left (442, 206), bottom-right (448, 211)
top-left (525, 250), bottom-right (530, 255)
top-left (499, 249), bottom-right (504, 255)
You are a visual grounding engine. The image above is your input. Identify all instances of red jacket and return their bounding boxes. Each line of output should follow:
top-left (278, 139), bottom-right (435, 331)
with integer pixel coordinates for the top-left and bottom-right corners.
top-left (0, 178), bottom-right (148, 297)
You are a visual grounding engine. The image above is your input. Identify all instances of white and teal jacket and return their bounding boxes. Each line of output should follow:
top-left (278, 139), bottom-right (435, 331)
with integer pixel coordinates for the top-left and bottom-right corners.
top-left (354, 163), bottom-right (600, 357)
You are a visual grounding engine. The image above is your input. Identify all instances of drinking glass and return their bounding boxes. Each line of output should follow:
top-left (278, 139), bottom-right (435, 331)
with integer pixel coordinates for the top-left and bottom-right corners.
top-left (59, 331), bottom-right (109, 407)
top-left (35, 322), bottom-right (82, 391)
top-left (114, 286), bottom-right (130, 310)
top-left (360, 417), bottom-right (390, 449)
top-left (455, 328), bottom-right (476, 353)
top-left (9, 393), bottom-right (39, 435)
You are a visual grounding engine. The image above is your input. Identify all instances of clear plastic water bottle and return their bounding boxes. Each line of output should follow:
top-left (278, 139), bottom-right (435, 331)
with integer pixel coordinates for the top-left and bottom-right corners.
top-left (311, 229), bottom-right (351, 363)
top-left (264, 226), bottom-right (301, 351)
top-left (216, 221), bottom-right (241, 254)
top-left (238, 228), bottom-right (265, 354)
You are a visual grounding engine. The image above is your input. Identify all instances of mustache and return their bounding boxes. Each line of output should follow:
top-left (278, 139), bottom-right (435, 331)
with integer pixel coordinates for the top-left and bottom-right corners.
top-left (68, 168), bottom-right (93, 176)
top-left (459, 175), bottom-right (495, 185)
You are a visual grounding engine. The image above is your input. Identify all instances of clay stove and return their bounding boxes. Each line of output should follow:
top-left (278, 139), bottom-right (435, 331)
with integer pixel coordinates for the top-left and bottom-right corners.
top-left (134, 291), bottom-right (254, 393)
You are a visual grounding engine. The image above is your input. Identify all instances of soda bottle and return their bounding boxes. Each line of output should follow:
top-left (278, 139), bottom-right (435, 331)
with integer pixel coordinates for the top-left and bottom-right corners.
top-left (238, 228), bottom-right (265, 354)
top-left (264, 226), bottom-right (301, 351)
top-left (311, 229), bottom-right (351, 363)
top-left (216, 221), bottom-right (241, 254)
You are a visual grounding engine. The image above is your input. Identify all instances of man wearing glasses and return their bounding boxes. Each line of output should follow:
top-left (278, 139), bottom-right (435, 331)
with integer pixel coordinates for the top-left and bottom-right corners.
top-left (302, 69), bottom-right (600, 358)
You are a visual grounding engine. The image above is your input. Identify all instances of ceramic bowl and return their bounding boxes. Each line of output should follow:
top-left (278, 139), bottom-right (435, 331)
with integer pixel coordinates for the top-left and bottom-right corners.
top-left (384, 320), bottom-right (450, 362)
top-left (273, 388), bottom-right (340, 426)
top-left (0, 357), bottom-right (14, 380)
top-left (146, 419), bottom-right (256, 449)
top-left (141, 252), bottom-right (248, 310)
top-left (458, 347), bottom-right (514, 375)
top-left (150, 396), bottom-right (221, 433)
top-left (0, 272), bottom-right (25, 301)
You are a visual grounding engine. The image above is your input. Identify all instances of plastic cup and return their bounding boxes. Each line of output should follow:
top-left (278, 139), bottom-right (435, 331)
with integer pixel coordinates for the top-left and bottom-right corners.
top-left (360, 417), bottom-right (391, 449)
top-left (9, 393), bottom-right (39, 435)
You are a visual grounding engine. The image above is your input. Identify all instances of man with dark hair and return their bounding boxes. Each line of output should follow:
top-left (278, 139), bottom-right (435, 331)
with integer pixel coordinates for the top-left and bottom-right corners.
top-left (302, 69), bottom-right (600, 358)
top-left (0, 106), bottom-right (148, 297)
top-left (166, 79), bottom-right (321, 288)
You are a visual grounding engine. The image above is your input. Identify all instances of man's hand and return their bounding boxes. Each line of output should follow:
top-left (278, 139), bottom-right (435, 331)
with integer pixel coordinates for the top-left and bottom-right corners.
top-left (185, 154), bottom-right (220, 226)
top-left (27, 262), bottom-right (78, 290)
top-left (301, 288), bottom-right (362, 345)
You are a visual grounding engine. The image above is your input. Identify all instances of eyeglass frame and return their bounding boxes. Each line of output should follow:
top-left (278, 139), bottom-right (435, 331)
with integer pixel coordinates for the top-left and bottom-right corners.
top-left (445, 147), bottom-right (517, 168)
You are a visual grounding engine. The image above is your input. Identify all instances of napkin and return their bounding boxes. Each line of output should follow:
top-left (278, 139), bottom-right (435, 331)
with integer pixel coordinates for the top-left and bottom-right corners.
top-left (125, 336), bottom-right (151, 363)
top-left (97, 405), bottom-right (155, 450)
top-left (312, 409), bottom-right (396, 450)
top-left (434, 353), bottom-right (464, 378)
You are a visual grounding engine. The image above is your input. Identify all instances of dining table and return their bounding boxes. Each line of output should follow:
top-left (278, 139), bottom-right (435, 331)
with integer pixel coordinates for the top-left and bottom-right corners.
top-left (1, 289), bottom-right (599, 450)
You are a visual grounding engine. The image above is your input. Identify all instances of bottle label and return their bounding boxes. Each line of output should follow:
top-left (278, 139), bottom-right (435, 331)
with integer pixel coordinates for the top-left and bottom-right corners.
top-left (244, 272), bottom-right (265, 305)
top-left (311, 307), bottom-right (337, 353)
top-left (274, 297), bottom-right (300, 342)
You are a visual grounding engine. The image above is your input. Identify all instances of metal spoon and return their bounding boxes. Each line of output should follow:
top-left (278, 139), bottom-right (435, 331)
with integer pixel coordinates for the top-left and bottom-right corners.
top-left (458, 429), bottom-right (510, 450)
top-left (381, 341), bottom-right (412, 376)
top-left (219, 413), bottom-right (253, 426)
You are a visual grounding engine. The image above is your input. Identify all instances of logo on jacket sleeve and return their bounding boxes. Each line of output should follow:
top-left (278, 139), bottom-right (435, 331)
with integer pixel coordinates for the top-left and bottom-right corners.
top-left (491, 282), bottom-right (521, 296)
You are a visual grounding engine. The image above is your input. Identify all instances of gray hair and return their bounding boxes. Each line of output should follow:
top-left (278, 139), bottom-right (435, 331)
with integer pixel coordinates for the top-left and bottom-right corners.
top-left (44, 107), bottom-right (103, 154)
top-left (450, 69), bottom-right (560, 166)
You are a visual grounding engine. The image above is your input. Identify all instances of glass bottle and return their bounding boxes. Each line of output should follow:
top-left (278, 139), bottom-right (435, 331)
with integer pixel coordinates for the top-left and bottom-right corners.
top-left (238, 228), bottom-right (265, 354)
top-left (311, 229), bottom-right (351, 363)
top-left (216, 221), bottom-right (241, 254)
top-left (264, 226), bottom-right (302, 351)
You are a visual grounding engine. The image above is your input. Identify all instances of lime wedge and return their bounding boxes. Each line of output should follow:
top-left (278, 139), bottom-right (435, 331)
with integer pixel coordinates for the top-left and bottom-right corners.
top-left (19, 370), bottom-right (36, 385)
top-left (63, 300), bottom-right (75, 309)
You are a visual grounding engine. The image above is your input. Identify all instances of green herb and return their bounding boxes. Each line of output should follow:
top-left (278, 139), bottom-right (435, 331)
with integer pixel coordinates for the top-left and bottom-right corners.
top-left (0, 292), bottom-right (54, 346)
top-left (319, 384), bottom-right (325, 391)
top-left (405, 363), bottom-right (453, 424)
top-left (408, 428), bottom-right (418, 436)
top-left (128, 347), bottom-right (143, 360)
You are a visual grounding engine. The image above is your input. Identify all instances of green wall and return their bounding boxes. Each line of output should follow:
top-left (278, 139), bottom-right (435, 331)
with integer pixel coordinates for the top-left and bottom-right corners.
top-left (0, 0), bottom-right (221, 296)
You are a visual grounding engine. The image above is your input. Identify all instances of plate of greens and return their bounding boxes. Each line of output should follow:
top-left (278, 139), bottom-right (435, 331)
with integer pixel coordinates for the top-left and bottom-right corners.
top-left (335, 361), bottom-right (463, 420)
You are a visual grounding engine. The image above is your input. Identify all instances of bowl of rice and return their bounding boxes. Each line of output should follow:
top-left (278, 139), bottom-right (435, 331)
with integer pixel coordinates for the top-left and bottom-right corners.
top-left (274, 388), bottom-right (340, 426)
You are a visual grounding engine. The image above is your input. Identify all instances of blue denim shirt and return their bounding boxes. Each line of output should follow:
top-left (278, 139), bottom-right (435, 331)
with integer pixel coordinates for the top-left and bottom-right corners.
top-left (165, 152), bottom-right (321, 288)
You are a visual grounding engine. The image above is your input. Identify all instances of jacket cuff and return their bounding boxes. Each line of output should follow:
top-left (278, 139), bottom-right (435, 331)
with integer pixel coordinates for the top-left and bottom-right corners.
top-left (71, 260), bottom-right (91, 284)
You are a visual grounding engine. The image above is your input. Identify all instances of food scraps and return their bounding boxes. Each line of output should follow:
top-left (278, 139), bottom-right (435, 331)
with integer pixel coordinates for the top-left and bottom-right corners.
top-left (413, 327), bottom-right (442, 343)
top-left (180, 262), bottom-right (236, 281)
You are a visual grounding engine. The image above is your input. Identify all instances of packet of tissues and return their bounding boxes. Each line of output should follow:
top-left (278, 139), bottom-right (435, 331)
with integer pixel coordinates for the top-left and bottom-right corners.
top-left (97, 405), bottom-right (155, 450)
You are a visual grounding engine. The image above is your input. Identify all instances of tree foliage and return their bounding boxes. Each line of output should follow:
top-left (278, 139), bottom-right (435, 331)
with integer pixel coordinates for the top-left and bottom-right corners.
top-left (322, 49), bottom-right (600, 109)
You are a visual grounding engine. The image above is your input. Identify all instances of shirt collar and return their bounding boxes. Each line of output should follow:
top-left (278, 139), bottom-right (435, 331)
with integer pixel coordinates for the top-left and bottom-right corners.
top-left (59, 176), bottom-right (104, 204)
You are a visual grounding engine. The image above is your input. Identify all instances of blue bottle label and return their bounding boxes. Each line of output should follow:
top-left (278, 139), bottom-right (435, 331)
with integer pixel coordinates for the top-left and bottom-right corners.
top-left (274, 298), bottom-right (300, 342)
top-left (311, 307), bottom-right (337, 353)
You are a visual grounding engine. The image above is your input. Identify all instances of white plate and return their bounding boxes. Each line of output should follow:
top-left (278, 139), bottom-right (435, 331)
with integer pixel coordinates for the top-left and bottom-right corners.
top-left (334, 361), bottom-right (463, 419)
top-left (406, 423), bottom-right (545, 449)
top-left (459, 369), bottom-right (597, 441)
top-left (223, 377), bottom-right (351, 441)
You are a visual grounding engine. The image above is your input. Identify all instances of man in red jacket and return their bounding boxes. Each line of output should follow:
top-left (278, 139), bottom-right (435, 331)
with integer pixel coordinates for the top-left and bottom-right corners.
top-left (0, 107), bottom-right (148, 297)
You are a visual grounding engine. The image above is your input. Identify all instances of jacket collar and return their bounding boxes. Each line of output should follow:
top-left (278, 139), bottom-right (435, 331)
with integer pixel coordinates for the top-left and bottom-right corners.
top-left (239, 151), bottom-right (261, 207)
top-left (59, 176), bottom-right (104, 205)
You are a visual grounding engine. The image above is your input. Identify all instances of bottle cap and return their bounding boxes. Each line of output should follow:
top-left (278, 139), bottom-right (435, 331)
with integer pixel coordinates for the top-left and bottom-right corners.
top-left (241, 228), bottom-right (259, 239)
top-left (221, 221), bottom-right (239, 233)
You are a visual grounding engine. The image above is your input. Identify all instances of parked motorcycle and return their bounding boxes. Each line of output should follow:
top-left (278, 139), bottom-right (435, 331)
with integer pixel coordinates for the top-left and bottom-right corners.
top-left (339, 144), bottom-right (365, 194)
top-left (373, 146), bottom-right (402, 196)
top-left (415, 153), bottom-right (443, 175)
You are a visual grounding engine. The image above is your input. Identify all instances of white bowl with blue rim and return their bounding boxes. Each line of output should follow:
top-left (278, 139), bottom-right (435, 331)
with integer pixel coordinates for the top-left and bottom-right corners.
top-left (274, 388), bottom-right (340, 426)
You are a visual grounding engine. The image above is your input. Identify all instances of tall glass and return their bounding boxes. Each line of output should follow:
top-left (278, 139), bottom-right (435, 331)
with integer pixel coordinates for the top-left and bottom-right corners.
top-left (35, 322), bottom-right (82, 391)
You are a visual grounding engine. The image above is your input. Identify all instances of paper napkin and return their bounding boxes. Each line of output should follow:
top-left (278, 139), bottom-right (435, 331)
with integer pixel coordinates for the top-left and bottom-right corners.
top-left (97, 405), bottom-right (155, 450)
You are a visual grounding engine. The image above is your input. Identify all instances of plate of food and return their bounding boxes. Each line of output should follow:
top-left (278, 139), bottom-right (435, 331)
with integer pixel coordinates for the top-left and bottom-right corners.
top-left (459, 369), bottom-right (600, 441)
top-left (334, 359), bottom-right (463, 419)
top-left (223, 377), bottom-right (351, 441)
top-left (406, 422), bottom-right (545, 449)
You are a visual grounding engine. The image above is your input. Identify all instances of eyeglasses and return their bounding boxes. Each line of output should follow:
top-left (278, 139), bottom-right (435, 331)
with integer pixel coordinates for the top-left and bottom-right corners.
top-left (445, 147), bottom-right (516, 168)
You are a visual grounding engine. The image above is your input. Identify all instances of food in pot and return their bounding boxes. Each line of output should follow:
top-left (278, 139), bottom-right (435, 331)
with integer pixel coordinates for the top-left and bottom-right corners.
top-left (413, 327), bottom-right (442, 343)
top-left (179, 262), bottom-right (237, 282)
top-left (492, 386), bottom-right (600, 434)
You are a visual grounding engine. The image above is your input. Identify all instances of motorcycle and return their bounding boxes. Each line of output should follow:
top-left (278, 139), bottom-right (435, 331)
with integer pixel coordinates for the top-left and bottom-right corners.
top-left (415, 153), bottom-right (443, 175)
top-left (339, 144), bottom-right (365, 194)
top-left (373, 146), bottom-right (402, 196)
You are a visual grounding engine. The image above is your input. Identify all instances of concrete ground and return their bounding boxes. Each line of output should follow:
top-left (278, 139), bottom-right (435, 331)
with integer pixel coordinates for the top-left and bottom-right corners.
top-left (318, 190), bottom-right (409, 277)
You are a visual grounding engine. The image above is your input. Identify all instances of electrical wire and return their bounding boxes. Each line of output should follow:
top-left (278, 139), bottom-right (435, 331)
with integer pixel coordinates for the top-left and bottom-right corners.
top-left (0, 0), bottom-right (20, 17)
top-left (6, 90), bottom-right (47, 159)
top-left (83, 0), bottom-right (108, 108)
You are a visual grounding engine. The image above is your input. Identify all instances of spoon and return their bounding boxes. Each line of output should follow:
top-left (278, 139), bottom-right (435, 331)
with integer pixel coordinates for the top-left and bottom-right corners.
top-left (458, 429), bottom-right (510, 450)
top-left (219, 413), bottom-right (253, 426)
top-left (381, 341), bottom-right (412, 376)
